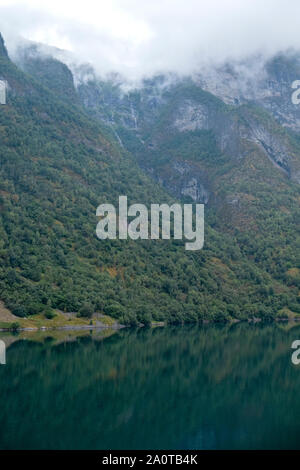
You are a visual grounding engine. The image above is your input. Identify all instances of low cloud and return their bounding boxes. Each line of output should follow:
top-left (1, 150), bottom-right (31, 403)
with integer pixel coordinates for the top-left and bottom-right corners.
top-left (1, 0), bottom-right (300, 81)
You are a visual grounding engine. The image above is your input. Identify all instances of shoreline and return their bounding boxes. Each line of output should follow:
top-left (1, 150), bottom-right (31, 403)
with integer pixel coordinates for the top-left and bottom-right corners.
top-left (0, 324), bottom-right (125, 332)
top-left (0, 316), bottom-right (299, 332)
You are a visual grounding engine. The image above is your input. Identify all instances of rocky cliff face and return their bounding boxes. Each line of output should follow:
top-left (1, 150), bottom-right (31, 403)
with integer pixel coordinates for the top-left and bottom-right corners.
top-left (196, 54), bottom-right (300, 132)
top-left (3, 34), bottom-right (300, 319)
top-left (15, 44), bottom-right (78, 102)
top-left (66, 62), bottom-right (300, 195)
top-left (14, 42), bottom-right (300, 196)
top-left (0, 33), bottom-right (8, 59)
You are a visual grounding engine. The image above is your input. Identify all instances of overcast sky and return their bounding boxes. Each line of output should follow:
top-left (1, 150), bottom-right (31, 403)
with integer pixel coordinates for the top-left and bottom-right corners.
top-left (1, 0), bottom-right (300, 80)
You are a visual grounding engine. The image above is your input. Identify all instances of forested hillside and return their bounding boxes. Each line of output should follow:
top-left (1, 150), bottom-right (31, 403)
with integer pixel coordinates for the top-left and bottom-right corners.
top-left (0, 33), bottom-right (299, 325)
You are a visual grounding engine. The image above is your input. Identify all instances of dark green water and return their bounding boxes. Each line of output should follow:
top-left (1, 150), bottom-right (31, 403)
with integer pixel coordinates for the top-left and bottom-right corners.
top-left (0, 323), bottom-right (300, 450)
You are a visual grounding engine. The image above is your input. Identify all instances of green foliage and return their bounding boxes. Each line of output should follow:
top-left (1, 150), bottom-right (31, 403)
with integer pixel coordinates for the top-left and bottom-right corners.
top-left (78, 304), bottom-right (94, 319)
top-left (0, 35), bottom-right (299, 325)
top-left (43, 307), bottom-right (56, 319)
top-left (10, 322), bottom-right (20, 331)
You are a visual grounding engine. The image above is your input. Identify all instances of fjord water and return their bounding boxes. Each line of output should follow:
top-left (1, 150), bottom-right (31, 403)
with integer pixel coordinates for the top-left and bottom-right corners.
top-left (0, 324), bottom-right (299, 450)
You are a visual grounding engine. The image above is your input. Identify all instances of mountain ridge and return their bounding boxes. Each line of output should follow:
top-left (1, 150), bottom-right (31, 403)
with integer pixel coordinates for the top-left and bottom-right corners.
top-left (0, 33), bottom-right (299, 324)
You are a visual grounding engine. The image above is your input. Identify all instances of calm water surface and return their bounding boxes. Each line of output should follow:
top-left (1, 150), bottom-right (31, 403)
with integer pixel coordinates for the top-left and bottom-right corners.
top-left (0, 323), bottom-right (300, 449)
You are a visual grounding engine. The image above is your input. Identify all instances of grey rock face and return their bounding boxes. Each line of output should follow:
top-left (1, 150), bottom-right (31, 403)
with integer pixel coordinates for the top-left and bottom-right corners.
top-left (174, 102), bottom-right (209, 132)
top-left (197, 54), bottom-right (300, 133)
top-left (73, 69), bottom-right (300, 187)
top-left (173, 161), bottom-right (210, 203)
top-left (246, 124), bottom-right (291, 175)
top-left (181, 178), bottom-right (209, 203)
top-left (14, 41), bottom-right (300, 193)
top-left (0, 79), bottom-right (6, 104)
top-left (170, 95), bottom-right (300, 183)
top-left (147, 160), bottom-right (210, 204)
top-left (0, 33), bottom-right (8, 58)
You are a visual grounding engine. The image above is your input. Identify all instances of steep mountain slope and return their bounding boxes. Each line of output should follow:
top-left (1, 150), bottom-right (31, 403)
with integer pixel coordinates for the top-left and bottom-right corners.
top-left (1, 33), bottom-right (299, 324)
top-left (196, 53), bottom-right (300, 132)
top-left (64, 64), bottom-right (300, 317)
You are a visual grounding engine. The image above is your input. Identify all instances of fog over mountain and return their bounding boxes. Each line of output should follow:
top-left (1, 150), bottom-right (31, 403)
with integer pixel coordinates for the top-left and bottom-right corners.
top-left (0, 2), bottom-right (300, 325)
top-left (1, 0), bottom-right (300, 82)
